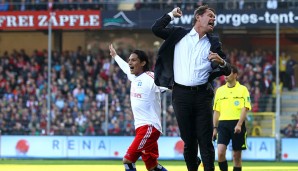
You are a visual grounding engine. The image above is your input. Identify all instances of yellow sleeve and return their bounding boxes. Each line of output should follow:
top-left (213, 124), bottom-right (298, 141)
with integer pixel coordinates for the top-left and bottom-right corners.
top-left (213, 88), bottom-right (221, 111)
top-left (243, 87), bottom-right (252, 110)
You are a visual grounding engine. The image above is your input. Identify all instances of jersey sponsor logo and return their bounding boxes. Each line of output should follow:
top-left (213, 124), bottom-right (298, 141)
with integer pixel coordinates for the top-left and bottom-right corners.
top-left (131, 92), bottom-right (142, 98)
top-left (234, 100), bottom-right (240, 106)
top-left (138, 82), bottom-right (142, 86)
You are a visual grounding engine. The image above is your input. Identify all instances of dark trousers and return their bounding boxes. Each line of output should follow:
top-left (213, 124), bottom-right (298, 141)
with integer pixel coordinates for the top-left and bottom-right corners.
top-left (172, 84), bottom-right (215, 171)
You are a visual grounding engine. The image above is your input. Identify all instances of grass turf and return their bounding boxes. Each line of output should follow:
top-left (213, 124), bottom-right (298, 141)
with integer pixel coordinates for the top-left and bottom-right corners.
top-left (0, 159), bottom-right (298, 171)
top-left (1, 159), bottom-right (298, 165)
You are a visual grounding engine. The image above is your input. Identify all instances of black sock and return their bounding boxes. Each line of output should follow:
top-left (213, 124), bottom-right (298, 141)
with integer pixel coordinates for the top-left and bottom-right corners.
top-left (124, 163), bottom-right (136, 171)
top-left (152, 163), bottom-right (167, 171)
top-left (233, 166), bottom-right (241, 171)
top-left (218, 160), bottom-right (228, 171)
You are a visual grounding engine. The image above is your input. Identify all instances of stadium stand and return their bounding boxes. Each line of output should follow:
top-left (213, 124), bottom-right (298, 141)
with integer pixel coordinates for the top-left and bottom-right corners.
top-left (0, 46), bottom-right (296, 137)
top-left (2, 0), bottom-right (298, 12)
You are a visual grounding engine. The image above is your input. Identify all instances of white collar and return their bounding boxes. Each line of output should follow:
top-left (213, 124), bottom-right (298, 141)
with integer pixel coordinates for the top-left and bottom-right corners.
top-left (189, 28), bottom-right (207, 39)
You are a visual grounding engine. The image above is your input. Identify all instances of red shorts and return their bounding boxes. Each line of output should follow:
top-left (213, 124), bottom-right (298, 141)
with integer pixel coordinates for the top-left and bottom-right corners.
top-left (124, 125), bottom-right (161, 170)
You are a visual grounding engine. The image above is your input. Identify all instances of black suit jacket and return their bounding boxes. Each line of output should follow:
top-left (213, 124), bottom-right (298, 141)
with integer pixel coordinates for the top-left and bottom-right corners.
top-left (152, 14), bottom-right (231, 89)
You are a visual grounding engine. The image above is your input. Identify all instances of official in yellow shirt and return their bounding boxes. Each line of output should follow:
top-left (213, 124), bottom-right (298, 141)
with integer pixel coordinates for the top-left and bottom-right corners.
top-left (212, 65), bottom-right (251, 171)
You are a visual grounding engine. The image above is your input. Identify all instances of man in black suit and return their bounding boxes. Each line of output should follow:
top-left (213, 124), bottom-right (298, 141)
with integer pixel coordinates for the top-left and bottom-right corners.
top-left (152, 5), bottom-right (231, 171)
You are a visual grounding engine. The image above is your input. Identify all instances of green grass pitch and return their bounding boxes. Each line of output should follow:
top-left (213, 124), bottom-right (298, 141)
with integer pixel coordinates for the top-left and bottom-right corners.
top-left (0, 159), bottom-right (298, 171)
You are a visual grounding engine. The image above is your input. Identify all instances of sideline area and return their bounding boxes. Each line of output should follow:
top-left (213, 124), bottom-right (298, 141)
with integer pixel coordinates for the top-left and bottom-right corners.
top-left (1, 160), bottom-right (298, 171)
top-left (1, 165), bottom-right (298, 171)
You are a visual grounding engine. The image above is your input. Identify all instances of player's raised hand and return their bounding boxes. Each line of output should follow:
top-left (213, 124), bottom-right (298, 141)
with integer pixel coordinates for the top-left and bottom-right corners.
top-left (172, 7), bottom-right (182, 18)
top-left (109, 44), bottom-right (117, 58)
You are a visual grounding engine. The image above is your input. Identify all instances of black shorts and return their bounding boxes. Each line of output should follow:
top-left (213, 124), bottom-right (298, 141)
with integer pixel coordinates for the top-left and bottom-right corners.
top-left (217, 120), bottom-right (247, 151)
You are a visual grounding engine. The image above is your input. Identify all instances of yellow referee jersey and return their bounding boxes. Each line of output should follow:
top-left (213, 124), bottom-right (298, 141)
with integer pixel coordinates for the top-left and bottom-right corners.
top-left (213, 82), bottom-right (251, 120)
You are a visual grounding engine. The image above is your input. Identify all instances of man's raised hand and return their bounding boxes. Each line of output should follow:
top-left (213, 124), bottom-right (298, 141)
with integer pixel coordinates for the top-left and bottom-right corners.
top-left (172, 7), bottom-right (182, 18)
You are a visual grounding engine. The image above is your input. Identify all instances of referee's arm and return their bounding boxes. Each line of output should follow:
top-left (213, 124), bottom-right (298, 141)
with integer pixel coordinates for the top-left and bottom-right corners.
top-left (234, 107), bottom-right (249, 134)
top-left (212, 110), bottom-right (220, 141)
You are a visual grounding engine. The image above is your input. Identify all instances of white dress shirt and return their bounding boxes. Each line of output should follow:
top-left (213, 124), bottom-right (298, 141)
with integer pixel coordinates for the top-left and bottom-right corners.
top-left (174, 28), bottom-right (212, 86)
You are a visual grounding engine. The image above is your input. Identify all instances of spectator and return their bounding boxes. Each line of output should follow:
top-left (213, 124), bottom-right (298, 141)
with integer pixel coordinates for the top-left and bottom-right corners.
top-left (75, 111), bottom-right (87, 135)
top-left (11, 122), bottom-right (24, 135)
top-left (225, 0), bottom-right (237, 10)
top-left (18, 0), bottom-right (27, 11)
top-left (85, 121), bottom-right (96, 135)
top-left (134, 0), bottom-right (142, 10)
top-left (294, 126), bottom-right (298, 137)
top-left (267, 0), bottom-right (278, 9)
top-left (28, 114), bottom-right (40, 133)
top-left (0, 0), bottom-right (9, 11)
top-left (69, 125), bottom-right (79, 135)
top-left (279, 51), bottom-right (289, 89)
top-left (251, 120), bottom-right (262, 136)
top-left (285, 55), bottom-right (297, 91)
top-left (278, 0), bottom-right (288, 9)
top-left (282, 124), bottom-right (294, 137)
top-left (291, 113), bottom-right (298, 127)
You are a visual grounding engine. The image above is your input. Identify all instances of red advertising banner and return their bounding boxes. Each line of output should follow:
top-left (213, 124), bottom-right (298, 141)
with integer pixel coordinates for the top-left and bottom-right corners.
top-left (0, 10), bottom-right (101, 30)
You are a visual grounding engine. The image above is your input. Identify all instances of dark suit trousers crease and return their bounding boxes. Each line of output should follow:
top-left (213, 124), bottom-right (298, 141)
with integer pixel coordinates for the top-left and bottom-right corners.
top-left (172, 85), bottom-right (215, 171)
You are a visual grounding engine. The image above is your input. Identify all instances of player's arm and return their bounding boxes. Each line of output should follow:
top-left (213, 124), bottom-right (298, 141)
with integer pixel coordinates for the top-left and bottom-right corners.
top-left (109, 44), bottom-right (134, 80)
top-left (149, 71), bottom-right (168, 92)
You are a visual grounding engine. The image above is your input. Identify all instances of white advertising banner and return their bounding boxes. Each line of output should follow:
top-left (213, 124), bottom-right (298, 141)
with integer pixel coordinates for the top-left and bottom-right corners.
top-left (281, 138), bottom-right (298, 161)
top-left (0, 136), bottom-right (134, 158)
top-left (213, 137), bottom-right (275, 161)
top-left (241, 137), bottom-right (276, 160)
top-left (0, 136), bottom-right (276, 160)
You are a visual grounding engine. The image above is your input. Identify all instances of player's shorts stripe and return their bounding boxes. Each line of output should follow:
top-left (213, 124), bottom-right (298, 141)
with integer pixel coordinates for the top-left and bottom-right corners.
top-left (137, 125), bottom-right (152, 150)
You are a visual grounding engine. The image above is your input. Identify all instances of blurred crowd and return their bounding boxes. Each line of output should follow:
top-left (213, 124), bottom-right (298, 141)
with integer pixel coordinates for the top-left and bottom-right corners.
top-left (0, 46), bottom-right (137, 136)
top-left (0, 0), bottom-right (297, 12)
top-left (281, 113), bottom-right (298, 137)
top-left (219, 48), bottom-right (298, 138)
top-left (0, 45), bottom-right (296, 137)
top-left (223, 49), bottom-right (297, 113)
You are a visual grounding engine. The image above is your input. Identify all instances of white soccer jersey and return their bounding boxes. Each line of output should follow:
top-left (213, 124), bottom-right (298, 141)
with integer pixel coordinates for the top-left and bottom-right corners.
top-left (114, 55), bottom-right (162, 133)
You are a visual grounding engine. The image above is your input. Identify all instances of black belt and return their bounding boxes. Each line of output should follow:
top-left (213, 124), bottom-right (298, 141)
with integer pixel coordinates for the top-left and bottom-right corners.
top-left (174, 82), bottom-right (208, 91)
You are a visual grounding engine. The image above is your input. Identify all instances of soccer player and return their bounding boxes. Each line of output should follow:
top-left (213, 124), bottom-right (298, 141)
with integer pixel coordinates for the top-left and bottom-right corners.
top-left (109, 44), bottom-right (167, 171)
top-left (212, 65), bottom-right (251, 171)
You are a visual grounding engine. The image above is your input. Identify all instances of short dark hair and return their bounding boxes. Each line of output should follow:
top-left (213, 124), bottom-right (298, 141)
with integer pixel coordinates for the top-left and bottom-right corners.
top-left (230, 65), bottom-right (238, 74)
top-left (132, 50), bottom-right (149, 72)
top-left (192, 5), bottom-right (216, 26)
